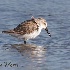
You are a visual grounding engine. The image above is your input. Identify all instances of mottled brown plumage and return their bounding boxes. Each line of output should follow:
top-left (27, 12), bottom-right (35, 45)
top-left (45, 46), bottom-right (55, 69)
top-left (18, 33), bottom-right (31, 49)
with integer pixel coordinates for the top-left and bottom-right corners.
top-left (13, 19), bottom-right (39, 35)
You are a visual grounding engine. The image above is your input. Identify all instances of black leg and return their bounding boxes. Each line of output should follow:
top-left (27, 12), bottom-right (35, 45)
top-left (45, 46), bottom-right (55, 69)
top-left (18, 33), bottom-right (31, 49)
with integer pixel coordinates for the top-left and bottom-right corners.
top-left (24, 40), bottom-right (26, 44)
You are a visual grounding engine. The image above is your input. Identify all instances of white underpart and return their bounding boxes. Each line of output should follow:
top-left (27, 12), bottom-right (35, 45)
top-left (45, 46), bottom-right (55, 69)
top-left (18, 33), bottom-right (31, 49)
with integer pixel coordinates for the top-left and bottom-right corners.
top-left (20, 27), bottom-right (42, 40)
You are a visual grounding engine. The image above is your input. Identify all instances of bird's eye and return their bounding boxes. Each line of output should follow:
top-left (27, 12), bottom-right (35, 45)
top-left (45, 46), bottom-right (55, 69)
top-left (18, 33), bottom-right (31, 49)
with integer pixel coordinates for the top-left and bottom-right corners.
top-left (44, 23), bottom-right (46, 25)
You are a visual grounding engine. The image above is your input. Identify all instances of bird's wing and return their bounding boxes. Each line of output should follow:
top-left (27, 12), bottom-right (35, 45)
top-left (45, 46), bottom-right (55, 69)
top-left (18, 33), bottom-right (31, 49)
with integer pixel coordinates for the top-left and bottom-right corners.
top-left (13, 19), bottom-right (39, 35)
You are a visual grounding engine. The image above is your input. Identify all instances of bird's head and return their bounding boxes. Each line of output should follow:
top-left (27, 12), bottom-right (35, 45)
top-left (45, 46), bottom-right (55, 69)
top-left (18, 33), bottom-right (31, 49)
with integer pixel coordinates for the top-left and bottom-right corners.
top-left (31, 16), bottom-right (51, 37)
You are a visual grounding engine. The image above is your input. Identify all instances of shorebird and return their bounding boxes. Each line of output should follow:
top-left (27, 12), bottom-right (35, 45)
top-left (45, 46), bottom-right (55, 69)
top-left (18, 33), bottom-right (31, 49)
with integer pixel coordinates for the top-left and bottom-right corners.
top-left (2, 16), bottom-right (51, 44)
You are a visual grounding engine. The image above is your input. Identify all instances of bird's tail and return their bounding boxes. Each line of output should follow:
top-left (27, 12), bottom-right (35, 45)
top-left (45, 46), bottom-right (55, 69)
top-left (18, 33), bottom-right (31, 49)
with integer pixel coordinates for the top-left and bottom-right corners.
top-left (2, 30), bottom-right (14, 34)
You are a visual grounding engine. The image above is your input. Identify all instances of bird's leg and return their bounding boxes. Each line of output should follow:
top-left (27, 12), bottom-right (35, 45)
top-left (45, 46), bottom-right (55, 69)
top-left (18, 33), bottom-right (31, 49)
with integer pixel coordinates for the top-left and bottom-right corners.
top-left (24, 40), bottom-right (26, 44)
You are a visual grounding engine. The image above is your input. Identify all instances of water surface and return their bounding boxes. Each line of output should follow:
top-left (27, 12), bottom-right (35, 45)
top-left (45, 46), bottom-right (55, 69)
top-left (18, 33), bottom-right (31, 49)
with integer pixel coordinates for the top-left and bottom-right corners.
top-left (0, 0), bottom-right (70, 70)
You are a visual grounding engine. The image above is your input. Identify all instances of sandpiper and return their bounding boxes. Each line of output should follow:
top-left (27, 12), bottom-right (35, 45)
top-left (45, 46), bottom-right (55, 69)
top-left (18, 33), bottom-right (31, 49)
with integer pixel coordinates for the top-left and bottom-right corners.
top-left (2, 16), bottom-right (51, 44)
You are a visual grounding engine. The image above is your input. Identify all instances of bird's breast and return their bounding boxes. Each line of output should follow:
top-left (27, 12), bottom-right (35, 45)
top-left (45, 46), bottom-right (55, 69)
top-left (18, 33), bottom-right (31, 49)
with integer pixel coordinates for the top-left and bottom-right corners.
top-left (21, 28), bottom-right (41, 40)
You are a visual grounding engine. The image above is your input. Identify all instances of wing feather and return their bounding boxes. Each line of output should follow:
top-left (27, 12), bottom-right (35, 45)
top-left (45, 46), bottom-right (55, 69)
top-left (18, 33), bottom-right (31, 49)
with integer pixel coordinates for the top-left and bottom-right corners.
top-left (13, 19), bottom-right (39, 35)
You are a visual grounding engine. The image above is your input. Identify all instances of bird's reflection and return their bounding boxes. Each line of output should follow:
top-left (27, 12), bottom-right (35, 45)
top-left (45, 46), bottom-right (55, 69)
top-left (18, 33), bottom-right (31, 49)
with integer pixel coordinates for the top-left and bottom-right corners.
top-left (11, 44), bottom-right (46, 58)
top-left (3, 43), bottom-right (47, 58)
top-left (3, 43), bottom-right (47, 65)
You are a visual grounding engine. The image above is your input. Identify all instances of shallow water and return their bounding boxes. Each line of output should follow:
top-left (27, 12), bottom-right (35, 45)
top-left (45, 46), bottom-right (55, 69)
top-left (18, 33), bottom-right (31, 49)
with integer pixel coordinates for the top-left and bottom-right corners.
top-left (0, 0), bottom-right (70, 70)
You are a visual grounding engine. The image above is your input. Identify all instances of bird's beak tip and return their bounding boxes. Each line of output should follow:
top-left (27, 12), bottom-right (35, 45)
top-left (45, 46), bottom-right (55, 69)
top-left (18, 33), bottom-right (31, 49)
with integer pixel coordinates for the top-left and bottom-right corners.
top-left (49, 33), bottom-right (51, 37)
